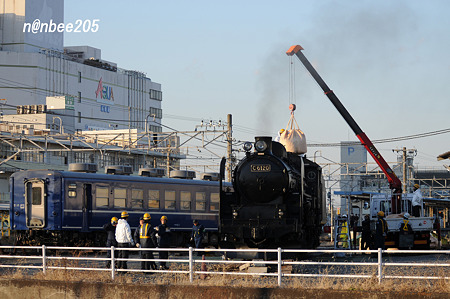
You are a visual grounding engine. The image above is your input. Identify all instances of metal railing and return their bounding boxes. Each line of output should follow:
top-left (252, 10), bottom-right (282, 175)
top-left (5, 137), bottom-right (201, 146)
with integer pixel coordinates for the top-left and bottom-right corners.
top-left (0, 246), bottom-right (449, 286)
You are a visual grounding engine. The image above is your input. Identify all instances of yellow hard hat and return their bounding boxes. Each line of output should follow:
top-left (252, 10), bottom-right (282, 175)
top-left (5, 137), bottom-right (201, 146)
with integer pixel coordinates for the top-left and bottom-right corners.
top-left (161, 216), bottom-right (168, 221)
top-left (121, 211), bottom-right (129, 218)
top-left (377, 211), bottom-right (385, 217)
top-left (414, 184), bottom-right (420, 189)
top-left (143, 213), bottom-right (151, 220)
top-left (279, 129), bottom-right (285, 134)
top-left (111, 217), bottom-right (118, 224)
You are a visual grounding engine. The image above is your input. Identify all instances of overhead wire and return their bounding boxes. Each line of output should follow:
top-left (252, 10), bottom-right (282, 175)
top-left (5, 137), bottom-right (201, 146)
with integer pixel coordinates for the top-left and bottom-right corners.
top-left (2, 75), bottom-right (449, 150)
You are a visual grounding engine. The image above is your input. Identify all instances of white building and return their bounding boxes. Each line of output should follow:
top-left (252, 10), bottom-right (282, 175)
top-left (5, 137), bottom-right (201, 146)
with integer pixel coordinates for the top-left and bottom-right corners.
top-left (0, 0), bottom-right (173, 203)
top-left (0, 0), bottom-right (162, 133)
top-left (340, 142), bottom-right (367, 192)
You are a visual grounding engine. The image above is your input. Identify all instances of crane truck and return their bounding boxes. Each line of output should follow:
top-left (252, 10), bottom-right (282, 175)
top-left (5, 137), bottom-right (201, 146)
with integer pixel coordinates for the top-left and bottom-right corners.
top-left (286, 45), bottom-right (433, 249)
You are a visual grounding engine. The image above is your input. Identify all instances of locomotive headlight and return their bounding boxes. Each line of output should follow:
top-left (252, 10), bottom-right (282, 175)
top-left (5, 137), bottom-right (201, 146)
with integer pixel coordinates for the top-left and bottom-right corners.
top-left (278, 208), bottom-right (284, 218)
top-left (243, 142), bottom-right (253, 152)
top-left (255, 140), bottom-right (267, 152)
top-left (232, 209), bottom-right (238, 219)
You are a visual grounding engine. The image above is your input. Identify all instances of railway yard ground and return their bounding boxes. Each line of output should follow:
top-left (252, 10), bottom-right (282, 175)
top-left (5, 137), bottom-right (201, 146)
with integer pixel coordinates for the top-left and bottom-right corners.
top-left (0, 238), bottom-right (450, 298)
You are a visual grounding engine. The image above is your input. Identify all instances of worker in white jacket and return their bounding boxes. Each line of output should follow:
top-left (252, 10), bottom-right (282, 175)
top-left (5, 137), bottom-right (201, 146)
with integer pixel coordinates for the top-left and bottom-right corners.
top-left (412, 184), bottom-right (423, 217)
top-left (115, 211), bottom-right (135, 269)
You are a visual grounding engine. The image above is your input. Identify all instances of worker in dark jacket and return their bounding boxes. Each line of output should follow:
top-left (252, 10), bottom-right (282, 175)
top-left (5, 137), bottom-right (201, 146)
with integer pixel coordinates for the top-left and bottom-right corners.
top-left (375, 211), bottom-right (388, 250)
top-left (190, 219), bottom-right (205, 251)
top-left (399, 213), bottom-right (413, 234)
top-left (155, 215), bottom-right (171, 269)
top-left (103, 216), bottom-right (118, 268)
top-left (399, 213), bottom-right (414, 249)
top-left (136, 213), bottom-right (157, 271)
top-left (361, 215), bottom-right (372, 250)
top-left (133, 217), bottom-right (145, 245)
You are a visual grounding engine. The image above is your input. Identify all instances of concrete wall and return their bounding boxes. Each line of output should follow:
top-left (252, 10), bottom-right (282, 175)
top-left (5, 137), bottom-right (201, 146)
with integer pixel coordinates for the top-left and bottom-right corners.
top-left (0, 279), bottom-right (434, 299)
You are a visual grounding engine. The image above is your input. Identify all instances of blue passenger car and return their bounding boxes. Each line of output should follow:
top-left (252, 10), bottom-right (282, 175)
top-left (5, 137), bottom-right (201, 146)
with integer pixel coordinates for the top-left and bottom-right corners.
top-left (10, 169), bottom-right (223, 246)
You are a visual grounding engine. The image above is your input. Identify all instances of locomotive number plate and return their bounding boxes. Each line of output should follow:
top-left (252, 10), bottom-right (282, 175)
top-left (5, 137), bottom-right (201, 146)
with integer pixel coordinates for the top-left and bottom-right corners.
top-left (250, 164), bottom-right (271, 172)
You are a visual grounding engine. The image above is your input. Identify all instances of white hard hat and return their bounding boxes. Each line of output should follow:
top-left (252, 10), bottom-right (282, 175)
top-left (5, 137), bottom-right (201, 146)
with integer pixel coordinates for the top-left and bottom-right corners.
top-left (403, 213), bottom-right (410, 219)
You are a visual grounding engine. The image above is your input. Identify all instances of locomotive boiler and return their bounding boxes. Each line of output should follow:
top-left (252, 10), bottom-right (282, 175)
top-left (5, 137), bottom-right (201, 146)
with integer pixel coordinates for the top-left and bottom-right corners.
top-left (220, 136), bottom-right (326, 249)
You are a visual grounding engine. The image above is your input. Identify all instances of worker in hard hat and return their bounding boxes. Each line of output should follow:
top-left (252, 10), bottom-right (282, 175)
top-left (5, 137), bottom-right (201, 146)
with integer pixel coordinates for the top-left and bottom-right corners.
top-left (115, 211), bottom-right (135, 269)
top-left (375, 211), bottom-right (388, 250)
top-left (155, 215), bottom-right (171, 270)
top-left (399, 213), bottom-right (414, 249)
top-left (399, 213), bottom-right (412, 233)
top-left (191, 219), bottom-right (205, 255)
top-left (339, 214), bottom-right (349, 248)
top-left (133, 216), bottom-right (145, 245)
top-left (103, 217), bottom-right (118, 268)
top-left (274, 128), bottom-right (285, 142)
top-left (136, 213), bottom-right (157, 272)
top-left (361, 215), bottom-right (372, 250)
top-left (412, 184), bottom-right (423, 217)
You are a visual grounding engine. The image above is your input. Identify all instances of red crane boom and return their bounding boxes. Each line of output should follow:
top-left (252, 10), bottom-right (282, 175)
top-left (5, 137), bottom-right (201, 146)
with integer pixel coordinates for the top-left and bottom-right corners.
top-left (286, 45), bottom-right (403, 213)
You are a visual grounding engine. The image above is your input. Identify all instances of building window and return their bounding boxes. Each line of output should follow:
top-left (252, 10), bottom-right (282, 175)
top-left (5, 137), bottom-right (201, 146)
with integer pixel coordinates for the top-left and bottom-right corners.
top-left (78, 71), bottom-right (81, 83)
top-left (149, 125), bottom-right (162, 133)
top-left (149, 107), bottom-right (162, 119)
top-left (78, 91), bottom-right (81, 103)
top-left (78, 112), bottom-right (81, 123)
top-left (149, 89), bottom-right (162, 101)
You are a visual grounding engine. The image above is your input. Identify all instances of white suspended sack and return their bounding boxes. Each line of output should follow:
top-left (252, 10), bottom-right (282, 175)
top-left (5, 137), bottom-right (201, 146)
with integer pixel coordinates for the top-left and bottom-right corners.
top-left (279, 114), bottom-right (307, 154)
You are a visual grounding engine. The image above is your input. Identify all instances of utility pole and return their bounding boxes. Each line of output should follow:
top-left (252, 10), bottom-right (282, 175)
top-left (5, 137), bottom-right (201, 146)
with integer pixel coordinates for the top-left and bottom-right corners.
top-left (166, 144), bottom-right (171, 177)
top-left (226, 114), bottom-right (232, 182)
top-left (393, 147), bottom-right (417, 193)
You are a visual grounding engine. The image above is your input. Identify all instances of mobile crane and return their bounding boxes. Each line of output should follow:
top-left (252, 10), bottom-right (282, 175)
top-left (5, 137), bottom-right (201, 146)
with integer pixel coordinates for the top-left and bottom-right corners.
top-left (287, 45), bottom-right (433, 249)
top-left (286, 45), bottom-right (402, 213)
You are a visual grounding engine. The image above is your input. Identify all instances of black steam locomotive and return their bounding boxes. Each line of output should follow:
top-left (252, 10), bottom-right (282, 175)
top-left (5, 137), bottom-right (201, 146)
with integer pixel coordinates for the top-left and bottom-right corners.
top-left (220, 137), bottom-right (326, 249)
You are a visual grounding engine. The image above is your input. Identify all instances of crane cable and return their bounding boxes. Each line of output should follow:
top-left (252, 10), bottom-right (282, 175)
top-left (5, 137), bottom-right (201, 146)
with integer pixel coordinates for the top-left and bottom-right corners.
top-left (289, 55), bottom-right (296, 107)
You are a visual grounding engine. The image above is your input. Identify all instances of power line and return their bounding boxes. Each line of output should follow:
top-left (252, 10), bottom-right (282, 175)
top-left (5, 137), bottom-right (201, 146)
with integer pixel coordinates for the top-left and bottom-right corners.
top-left (308, 128), bottom-right (450, 147)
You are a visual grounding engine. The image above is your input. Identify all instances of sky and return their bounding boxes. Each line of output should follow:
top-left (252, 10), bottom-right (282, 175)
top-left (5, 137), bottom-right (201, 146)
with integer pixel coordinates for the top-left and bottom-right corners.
top-left (64, 0), bottom-right (450, 171)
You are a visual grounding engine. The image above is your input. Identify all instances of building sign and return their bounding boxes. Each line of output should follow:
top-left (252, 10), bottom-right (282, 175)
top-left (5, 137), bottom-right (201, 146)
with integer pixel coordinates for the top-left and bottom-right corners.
top-left (95, 77), bottom-right (114, 102)
top-left (100, 105), bottom-right (110, 113)
top-left (65, 96), bottom-right (74, 110)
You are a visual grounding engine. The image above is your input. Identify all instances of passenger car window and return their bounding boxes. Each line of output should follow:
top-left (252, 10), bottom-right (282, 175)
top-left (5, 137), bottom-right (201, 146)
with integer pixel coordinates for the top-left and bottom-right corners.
top-left (210, 193), bottom-right (219, 211)
top-left (68, 183), bottom-right (77, 198)
top-left (114, 188), bottom-right (127, 208)
top-left (165, 190), bottom-right (176, 210)
top-left (148, 190), bottom-right (160, 209)
top-left (196, 192), bottom-right (206, 211)
top-left (131, 189), bottom-right (143, 209)
top-left (180, 191), bottom-right (191, 210)
top-left (96, 186), bottom-right (109, 208)
top-left (32, 187), bottom-right (42, 205)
